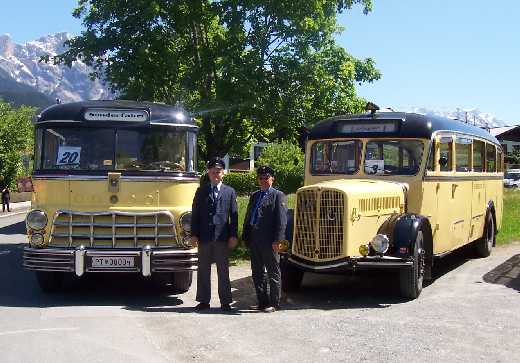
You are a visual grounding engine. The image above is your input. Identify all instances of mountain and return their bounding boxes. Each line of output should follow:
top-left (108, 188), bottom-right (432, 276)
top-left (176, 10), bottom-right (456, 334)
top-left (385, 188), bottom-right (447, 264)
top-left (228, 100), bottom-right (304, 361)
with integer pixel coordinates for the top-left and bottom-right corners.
top-left (408, 107), bottom-right (507, 128)
top-left (0, 33), bottom-right (112, 106)
top-left (0, 66), bottom-right (53, 108)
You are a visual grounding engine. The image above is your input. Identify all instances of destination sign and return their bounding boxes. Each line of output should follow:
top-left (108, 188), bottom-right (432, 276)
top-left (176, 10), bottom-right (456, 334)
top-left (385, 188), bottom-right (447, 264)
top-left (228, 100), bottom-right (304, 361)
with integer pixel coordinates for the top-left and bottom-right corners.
top-left (338, 121), bottom-right (397, 133)
top-left (84, 108), bottom-right (149, 122)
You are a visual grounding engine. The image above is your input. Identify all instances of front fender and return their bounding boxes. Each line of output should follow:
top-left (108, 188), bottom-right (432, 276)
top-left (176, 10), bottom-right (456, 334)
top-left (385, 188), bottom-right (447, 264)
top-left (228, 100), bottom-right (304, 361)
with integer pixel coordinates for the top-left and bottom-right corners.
top-left (392, 214), bottom-right (431, 258)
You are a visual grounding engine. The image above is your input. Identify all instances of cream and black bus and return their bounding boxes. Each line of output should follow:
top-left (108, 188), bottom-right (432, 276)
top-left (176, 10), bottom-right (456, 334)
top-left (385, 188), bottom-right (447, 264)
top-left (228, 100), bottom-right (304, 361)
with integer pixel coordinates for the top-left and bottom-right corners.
top-left (23, 101), bottom-right (199, 292)
top-left (282, 105), bottom-right (503, 299)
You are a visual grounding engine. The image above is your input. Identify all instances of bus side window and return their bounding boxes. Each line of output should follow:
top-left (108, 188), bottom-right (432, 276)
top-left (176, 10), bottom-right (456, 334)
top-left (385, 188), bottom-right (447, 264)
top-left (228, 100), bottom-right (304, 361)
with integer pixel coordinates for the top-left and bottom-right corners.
top-left (426, 142), bottom-right (435, 171)
top-left (497, 148), bottom-right (503, 172)
top-left (473, 140), bottom-right (485, 172)
top-left (439, 137), bottom-right (453, 172)
top-left (455, 137), bottom-right (472, 172)
top-left (486, 143), bottom-right (496, 172)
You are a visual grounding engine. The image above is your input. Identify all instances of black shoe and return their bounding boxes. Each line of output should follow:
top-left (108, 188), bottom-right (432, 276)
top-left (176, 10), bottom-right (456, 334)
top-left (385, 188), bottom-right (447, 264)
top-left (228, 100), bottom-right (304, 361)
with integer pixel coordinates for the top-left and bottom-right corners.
top-left (194, 302), bottom-right (210, 311)
top-left (250, 304), bottom-right (268, 311)
top-left (221, 304), bottom-right (233, 312)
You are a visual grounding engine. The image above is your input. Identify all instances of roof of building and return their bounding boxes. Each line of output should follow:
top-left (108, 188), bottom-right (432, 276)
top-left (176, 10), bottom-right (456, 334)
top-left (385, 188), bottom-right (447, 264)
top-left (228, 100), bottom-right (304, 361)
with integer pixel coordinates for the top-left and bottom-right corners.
top-left (308, 111), bottom-right (499, 144)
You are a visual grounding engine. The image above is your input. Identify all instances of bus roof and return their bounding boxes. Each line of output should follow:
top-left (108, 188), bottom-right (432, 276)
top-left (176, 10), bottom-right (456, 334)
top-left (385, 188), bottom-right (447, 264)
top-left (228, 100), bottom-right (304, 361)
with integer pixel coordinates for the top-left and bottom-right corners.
top-left (35, 100), bottom-right (196, 127)
top-left (308, 111), bottom-right (500, 145)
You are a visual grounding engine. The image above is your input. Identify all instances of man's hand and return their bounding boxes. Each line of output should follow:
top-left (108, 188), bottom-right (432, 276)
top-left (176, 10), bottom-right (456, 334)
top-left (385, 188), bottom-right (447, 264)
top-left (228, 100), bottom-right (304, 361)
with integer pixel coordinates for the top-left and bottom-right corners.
top-left (190, 236), bottom-right (199, 247)
top-left (272, 242), bottom-right (281, 253)
top-left (228, 236), bottom-right (238, 249)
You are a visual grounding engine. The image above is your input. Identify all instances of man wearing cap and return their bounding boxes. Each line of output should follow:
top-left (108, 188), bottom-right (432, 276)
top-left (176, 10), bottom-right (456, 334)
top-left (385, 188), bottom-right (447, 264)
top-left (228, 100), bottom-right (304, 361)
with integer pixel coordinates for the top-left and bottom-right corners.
top-left (242, 166), bottom-right (287, 312)
top-left (190, 158), bottom-right (238, 312)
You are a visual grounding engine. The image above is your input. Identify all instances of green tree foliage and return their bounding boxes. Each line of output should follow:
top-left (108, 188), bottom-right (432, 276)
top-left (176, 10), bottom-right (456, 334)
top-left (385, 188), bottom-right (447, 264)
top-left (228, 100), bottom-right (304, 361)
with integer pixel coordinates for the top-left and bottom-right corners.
top-left (51, 0), bottom-right (380, 160)
top-left (0, 100), bottom-right (35, 187)
top-left (257, 141), bottom-right (304, 193)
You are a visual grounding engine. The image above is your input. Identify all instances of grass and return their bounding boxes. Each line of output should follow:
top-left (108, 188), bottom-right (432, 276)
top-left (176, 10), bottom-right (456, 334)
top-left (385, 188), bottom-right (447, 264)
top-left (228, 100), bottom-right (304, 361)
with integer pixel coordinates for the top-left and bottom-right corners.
top-left (497, 189), bottom-right (520, 245)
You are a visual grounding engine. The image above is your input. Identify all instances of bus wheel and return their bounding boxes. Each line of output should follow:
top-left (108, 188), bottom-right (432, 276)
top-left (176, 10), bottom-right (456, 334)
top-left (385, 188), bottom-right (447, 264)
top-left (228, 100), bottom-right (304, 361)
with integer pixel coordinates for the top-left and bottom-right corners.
top-left (281, 261), bottom-right (303, 293)
top-left (171, 271), bottom-right (193, 293)
top-left (475, 213), bottom-right (494, 258)
top-left (36, 271), bottom-right (64, 293)
top-left (399, 230), bottom-right (425, 299)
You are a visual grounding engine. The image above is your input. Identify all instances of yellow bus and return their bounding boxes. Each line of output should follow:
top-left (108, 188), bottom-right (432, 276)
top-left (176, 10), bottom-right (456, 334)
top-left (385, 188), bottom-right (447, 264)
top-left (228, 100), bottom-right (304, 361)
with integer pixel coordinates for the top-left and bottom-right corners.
top-left (282, 104), bottom-right (503, 299)
top-left (23, 101), bottom-right (198, 292)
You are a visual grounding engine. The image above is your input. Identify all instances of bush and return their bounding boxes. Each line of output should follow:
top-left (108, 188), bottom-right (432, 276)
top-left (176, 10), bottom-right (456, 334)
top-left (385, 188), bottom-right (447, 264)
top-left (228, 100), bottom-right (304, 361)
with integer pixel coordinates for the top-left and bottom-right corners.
top-left (257, 141), bottom-right (304, 194)
top-left (223, 172), bottom-right (257, 195)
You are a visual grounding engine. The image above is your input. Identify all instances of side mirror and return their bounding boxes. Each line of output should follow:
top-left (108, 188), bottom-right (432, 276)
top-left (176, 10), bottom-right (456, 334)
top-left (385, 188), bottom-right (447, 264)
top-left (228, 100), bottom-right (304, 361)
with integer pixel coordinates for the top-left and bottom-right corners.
top-left (439, 156), bottom-right (449, 168)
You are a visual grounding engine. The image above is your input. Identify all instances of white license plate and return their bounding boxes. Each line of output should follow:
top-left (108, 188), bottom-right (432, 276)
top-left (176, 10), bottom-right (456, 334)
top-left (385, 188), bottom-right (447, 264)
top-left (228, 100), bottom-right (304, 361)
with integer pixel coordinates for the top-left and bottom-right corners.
top-left (91, 256), bottom-right (135, 268)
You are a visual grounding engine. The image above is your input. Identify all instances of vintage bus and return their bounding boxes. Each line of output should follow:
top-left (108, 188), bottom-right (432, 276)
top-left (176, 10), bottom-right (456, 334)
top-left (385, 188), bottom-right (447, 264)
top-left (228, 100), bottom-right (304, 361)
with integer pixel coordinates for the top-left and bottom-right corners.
top-left (282, 105), bottom-right (503, 299)
top-left (23, 100), bottom-right (199, 292)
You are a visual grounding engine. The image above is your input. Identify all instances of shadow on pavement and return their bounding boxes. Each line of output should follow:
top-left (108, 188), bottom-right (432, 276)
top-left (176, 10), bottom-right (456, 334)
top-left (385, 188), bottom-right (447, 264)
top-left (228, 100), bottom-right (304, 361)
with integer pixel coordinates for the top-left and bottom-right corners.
top-left (0, 221), bottom-right (26, 235)
top-left (483, 254), bottom-right (520, 292)
top-left (0, 240), bottom-right (477, 312)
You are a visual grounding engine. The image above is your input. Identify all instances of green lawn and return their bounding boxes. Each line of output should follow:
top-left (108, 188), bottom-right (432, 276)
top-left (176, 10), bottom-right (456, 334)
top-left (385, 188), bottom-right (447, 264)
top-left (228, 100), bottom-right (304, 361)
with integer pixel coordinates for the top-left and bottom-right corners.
top-left (497, 189), bottom-right (520, 245)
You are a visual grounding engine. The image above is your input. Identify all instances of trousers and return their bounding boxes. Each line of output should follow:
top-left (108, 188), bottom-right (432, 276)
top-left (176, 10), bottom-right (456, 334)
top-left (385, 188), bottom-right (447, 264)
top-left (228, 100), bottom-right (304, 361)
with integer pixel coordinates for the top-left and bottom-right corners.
top-left (249, 236), bottom-right (281, 308)
top-left (196, 241), bottom-right (232, 305)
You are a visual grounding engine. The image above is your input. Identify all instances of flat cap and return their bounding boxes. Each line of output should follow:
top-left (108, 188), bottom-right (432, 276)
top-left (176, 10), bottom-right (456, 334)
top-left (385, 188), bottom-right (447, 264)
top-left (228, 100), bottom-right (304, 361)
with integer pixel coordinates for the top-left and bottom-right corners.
top-left (207, 157), bottom-right (225, 169)
top-left (256, 165), bottom-right (275, 176)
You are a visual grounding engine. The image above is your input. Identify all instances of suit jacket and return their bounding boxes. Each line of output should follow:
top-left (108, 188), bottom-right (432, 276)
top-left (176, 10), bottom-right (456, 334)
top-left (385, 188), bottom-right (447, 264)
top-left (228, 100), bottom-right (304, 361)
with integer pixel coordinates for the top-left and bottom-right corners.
top-left (191, 183), bottom-right (238, 243)
top-left (242, 187), bottom-right (287, 245)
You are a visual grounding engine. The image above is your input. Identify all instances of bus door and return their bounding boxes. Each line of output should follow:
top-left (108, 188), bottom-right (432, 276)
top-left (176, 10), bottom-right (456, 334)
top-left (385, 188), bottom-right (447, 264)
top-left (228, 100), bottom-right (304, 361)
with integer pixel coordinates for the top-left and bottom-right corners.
top-left (454, 136), bottom-right (473, 245)
top-left (470, 140), bottom-right (486, 241)
top-left (435, 135), bottom-right (466, 251)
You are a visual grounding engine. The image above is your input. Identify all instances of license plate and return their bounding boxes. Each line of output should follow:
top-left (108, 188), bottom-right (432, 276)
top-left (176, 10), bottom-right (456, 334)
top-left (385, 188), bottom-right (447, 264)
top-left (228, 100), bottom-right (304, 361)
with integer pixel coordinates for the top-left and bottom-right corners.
top-left (91, 256), bottom-right (135, 268)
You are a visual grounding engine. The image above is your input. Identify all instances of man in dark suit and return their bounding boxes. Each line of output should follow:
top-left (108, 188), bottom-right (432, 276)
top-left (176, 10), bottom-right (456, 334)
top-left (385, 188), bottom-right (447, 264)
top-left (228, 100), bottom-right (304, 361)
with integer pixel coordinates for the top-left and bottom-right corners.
top-left (242, 166), bottom-right (287, 312)
top-left (190, 158), bottom-right (238, 311)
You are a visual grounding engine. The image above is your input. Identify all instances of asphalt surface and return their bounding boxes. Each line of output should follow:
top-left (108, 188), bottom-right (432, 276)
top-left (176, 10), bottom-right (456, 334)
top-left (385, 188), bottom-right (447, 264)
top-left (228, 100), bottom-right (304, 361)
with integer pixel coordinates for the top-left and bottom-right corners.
top-left (1, 213), bottom-right (519, 362)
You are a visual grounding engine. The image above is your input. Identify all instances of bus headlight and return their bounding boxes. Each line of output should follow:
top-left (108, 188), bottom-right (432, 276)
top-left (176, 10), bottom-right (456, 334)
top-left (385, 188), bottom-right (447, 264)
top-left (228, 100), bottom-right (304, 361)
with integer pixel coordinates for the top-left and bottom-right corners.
top-left (30, 233), bottom-right (45, 247)
top-left (26, 210), bottom-right (48, 231)
top-left (370, 234), bottom-right (390, 254)
top-left (179, 212), bottom-right (191, 234)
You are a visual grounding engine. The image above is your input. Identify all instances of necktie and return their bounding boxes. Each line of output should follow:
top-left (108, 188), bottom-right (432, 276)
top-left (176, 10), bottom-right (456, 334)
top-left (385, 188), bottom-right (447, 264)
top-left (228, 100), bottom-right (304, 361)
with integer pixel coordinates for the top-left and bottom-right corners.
top-left (213, 185), bottom-right (218, 199)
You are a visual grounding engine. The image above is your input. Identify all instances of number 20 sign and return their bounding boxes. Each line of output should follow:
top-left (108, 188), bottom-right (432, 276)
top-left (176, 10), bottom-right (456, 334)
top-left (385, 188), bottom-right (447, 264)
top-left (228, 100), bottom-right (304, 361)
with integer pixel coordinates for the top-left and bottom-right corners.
top-left (56, 146), bottom-right (81, 165)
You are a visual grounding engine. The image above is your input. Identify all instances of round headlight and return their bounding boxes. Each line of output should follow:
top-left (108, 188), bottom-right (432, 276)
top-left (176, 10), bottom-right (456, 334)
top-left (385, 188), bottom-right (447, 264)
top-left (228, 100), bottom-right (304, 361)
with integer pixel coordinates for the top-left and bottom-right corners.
top-left (179, 212), bottom-right (191, 233)
top-left (30, 233), bottom-right (45, 247)
top-left (26, 210), bottom-right (48, 230)
top-left (370, 234), bottom-right (390, 254)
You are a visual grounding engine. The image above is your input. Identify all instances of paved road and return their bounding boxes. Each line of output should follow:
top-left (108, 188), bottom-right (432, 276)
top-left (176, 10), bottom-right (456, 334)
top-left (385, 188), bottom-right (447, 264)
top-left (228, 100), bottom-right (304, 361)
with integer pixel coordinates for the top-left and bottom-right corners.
top-left (1, 213), bottom-right (519, 362)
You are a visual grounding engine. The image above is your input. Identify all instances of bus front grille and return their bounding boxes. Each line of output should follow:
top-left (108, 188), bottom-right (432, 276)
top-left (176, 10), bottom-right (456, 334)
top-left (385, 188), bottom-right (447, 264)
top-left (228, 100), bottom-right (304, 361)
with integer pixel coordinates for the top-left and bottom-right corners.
top-left (293, 189), bottom-right (344, 260)
top-left (49, 210), bottom-right (179, 248)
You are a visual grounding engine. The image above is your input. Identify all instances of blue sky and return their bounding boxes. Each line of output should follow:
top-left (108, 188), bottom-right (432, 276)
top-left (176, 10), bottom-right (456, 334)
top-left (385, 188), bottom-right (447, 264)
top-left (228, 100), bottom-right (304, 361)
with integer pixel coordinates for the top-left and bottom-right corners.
top-left (1, 0), bottom-right (518, 124)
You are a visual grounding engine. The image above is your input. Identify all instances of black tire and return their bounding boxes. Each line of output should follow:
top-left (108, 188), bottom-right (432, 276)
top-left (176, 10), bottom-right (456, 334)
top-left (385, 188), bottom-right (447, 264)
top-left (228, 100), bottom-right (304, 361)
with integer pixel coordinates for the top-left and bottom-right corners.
top-left (35, 271), bottom-right (64, 293)
top-left (475, 213), bottom-right (495, 258)
top-left (281, 261), bottom-right (304, 293)
top-left (171, 271), bottom-right (193, 293)
top-left (399, 230), bottom-right (425, 299)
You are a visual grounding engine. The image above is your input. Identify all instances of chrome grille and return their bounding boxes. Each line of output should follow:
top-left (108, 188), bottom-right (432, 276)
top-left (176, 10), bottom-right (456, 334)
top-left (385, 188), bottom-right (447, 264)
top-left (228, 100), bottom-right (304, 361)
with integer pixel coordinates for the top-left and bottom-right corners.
top-left (294, 189), bottom-right (344, 260)
top-left (49, 210), bottom-right (178, 248)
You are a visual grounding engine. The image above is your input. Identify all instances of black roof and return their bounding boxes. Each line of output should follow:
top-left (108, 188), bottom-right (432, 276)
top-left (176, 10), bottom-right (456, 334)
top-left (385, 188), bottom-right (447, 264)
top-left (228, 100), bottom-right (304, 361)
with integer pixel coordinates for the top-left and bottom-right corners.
top-left (35, 100), bottom-right (196, 127)
top-left (308, 112), bottom-right (499, 145)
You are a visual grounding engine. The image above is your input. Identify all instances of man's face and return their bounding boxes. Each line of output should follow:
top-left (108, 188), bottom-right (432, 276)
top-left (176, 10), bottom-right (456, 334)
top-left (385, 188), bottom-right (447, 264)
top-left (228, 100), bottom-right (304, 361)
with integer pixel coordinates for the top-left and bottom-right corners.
top-left (257, 174), bottom-right (274, 191)
top-left (208, 167), bottom-right (224, 184)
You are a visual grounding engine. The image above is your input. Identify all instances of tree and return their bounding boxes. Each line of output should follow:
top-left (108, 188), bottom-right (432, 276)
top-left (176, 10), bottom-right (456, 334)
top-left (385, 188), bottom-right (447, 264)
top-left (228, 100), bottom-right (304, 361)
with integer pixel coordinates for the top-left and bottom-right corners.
top-left (50, 0), bottom-right (381, 160)
top-left (0, 100), bottom-right (35, 188)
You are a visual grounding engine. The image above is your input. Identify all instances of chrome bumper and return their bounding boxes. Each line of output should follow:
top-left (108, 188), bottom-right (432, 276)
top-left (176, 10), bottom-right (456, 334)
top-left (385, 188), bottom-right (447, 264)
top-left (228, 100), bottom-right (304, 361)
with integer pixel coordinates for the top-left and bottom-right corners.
top-left (287, 255), bottom-right (413, 271)
top-left (23, 246), bottom-right (198, 276)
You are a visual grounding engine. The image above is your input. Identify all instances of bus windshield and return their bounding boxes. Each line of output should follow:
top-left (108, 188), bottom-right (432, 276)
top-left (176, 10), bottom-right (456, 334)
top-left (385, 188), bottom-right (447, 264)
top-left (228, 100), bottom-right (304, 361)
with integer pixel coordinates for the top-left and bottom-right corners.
top-left (364, 139), bottom-right (424, 175)
top-left (39, 127), bottom-right (196, 173)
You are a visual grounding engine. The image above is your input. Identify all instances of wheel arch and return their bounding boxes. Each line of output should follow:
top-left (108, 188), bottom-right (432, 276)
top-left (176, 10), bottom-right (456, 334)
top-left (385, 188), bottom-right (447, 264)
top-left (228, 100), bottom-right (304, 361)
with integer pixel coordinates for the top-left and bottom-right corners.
top-left (392, 214), bottom-right (433, 268)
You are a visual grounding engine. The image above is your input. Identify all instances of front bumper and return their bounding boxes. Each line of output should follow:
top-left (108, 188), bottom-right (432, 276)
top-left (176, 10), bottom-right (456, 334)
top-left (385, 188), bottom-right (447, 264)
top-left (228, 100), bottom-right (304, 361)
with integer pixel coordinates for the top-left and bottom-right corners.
top-left (285, 254), bottom-right (412, 272)
top-left (23, 246), bottom-right (198, 276)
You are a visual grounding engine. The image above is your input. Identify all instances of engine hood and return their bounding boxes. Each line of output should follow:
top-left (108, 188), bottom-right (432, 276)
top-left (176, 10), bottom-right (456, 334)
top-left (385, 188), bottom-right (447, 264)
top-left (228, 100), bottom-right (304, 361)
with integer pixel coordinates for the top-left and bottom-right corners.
top-left (299, 179), bottom-right (408, 198)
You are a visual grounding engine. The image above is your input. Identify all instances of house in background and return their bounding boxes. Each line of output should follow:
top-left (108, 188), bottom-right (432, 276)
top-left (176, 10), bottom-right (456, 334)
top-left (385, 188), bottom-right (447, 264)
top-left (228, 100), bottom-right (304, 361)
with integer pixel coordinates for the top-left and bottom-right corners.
top-left (223, 142), bottom-right (268, 172)
top-left (489, 126), bottom-right (520, 168)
